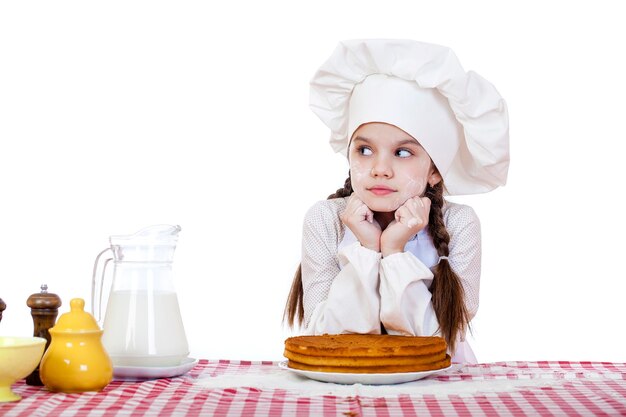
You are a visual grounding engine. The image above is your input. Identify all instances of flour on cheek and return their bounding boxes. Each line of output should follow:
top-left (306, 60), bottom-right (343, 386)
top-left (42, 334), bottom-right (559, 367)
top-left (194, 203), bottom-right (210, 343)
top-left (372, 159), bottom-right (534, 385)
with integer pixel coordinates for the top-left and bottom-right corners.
top-left (349, 161), bottom-right (369, 201)
top-left (393, 154), bottom-right (430, 209)
top-left (400, 173), bottom-right (427, 201)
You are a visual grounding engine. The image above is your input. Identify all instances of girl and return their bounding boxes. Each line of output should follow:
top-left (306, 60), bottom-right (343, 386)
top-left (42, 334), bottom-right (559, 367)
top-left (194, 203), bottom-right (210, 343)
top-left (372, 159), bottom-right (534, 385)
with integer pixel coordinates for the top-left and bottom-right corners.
top-left (285, 39), bottom-right (509, 363)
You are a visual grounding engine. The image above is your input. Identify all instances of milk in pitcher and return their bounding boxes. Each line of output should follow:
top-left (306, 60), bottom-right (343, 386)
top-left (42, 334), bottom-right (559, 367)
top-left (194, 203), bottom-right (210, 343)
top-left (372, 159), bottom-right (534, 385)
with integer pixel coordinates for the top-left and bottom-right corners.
top-left (102, 290), bottom-right (189, 367)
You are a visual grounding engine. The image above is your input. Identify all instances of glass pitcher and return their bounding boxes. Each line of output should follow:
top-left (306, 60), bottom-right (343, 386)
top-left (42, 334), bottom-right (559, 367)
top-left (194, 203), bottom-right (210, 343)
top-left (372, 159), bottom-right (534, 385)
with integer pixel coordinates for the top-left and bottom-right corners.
top-left (92, 225), bottom-right (189, 367)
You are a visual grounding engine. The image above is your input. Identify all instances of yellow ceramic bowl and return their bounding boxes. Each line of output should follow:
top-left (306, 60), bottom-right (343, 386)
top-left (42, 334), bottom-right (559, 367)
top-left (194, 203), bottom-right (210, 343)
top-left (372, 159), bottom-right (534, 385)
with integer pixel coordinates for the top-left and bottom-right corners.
top-left (0, 337), bottom-right (46, 402)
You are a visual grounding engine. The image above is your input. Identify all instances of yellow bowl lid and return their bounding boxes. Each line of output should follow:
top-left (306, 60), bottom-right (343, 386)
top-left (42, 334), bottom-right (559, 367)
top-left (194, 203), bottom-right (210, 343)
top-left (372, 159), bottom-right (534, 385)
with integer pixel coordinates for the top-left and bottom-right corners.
top-left (51, 298), bottom-right (101, 333)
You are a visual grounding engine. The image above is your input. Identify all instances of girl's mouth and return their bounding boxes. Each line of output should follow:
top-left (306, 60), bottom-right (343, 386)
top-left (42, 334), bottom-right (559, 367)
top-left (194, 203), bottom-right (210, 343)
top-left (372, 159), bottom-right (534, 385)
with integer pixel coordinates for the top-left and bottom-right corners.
top-left (368, 185), bottom-right (396, 196)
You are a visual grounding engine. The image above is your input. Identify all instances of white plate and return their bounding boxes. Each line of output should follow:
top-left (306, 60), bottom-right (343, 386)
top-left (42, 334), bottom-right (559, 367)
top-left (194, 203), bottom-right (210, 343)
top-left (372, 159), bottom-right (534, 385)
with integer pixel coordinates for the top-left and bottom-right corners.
top-left (278, 361), bottom-right (452, 385)
top-left (113, 357), bottom-right (198, 380)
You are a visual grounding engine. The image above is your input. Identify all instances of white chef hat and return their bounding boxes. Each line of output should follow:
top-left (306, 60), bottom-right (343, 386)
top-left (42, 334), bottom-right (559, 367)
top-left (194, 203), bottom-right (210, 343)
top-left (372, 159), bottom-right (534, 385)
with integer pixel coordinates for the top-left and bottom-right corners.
top-left (309, 39), bottom-right (510, 195)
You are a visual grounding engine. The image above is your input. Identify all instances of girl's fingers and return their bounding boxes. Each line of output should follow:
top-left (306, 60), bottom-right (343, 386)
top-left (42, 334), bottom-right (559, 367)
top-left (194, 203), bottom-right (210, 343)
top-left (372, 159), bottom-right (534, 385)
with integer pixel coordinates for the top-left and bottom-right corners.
top-left (362, 205), bottom-right (374, 224)
top-left (346, 194), bottom-right (374, 224)
top-left (395, 206), bottom-right (420, 227)
top-left (407, 217), bottom-right (422, 228)
top-left (413, 195), bottom-right (425, 207)
top-left (354, 203), bottom-right (368, 218)
top-left (406, 197), bottom-right (421, 217)
top-left (346, 195), bottom-right (362, 215)
top-left (355, 203), bottom-right (370, 222)
top-left (346, 194), bottom-right (360, 211)
top-left (394, 198), bottom-right (423, 228)
top-left (394, 206), bottom-right (405, 223)
top-left (411, 197), bottom-right (431, 227)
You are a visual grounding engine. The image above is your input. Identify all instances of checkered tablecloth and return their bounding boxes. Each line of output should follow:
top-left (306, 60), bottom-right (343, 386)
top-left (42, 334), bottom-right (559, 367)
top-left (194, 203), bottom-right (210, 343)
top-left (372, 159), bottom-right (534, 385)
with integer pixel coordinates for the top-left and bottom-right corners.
top-left (2, 360), bottom-right (625, 416)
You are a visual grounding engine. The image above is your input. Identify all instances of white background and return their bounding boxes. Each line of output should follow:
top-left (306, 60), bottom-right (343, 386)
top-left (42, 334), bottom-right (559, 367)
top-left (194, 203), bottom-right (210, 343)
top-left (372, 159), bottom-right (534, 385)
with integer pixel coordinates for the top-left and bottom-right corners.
top-left (1, 1), bottom-right (625, 363)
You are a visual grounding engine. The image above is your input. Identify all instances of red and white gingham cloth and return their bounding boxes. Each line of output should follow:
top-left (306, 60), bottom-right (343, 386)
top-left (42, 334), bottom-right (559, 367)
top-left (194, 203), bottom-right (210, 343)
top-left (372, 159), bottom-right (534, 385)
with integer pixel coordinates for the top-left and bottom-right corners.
top-left (1, 360), bottom-right (625, 416)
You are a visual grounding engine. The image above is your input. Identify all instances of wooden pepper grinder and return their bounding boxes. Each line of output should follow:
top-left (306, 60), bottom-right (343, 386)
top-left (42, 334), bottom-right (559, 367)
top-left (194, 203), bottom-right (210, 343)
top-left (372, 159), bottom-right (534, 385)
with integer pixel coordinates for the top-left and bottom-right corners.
top-left (26, 284), bottom-right (62, 386)
top-left (0, 297), bottom-right (5, 323)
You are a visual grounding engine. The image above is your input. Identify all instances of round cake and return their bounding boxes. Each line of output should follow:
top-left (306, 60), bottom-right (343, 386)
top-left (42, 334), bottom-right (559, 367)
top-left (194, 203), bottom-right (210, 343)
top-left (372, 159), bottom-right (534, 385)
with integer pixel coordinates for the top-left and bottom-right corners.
top-left (284, 334), bottom-right (450, 374)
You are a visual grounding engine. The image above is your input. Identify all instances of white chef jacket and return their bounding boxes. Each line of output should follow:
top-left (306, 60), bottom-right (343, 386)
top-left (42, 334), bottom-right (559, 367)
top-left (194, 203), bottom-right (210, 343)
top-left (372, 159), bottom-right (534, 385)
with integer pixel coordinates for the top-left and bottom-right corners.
top-left (301, 197), bottom-right (481, 363)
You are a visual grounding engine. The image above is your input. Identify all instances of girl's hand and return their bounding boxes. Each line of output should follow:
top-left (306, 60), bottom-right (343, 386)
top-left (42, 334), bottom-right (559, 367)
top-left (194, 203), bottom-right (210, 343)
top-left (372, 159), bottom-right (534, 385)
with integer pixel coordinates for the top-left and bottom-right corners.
top-left (380, 196), bottom-right (431, 257)
top-left (340, 194), bottom-right (382, 252)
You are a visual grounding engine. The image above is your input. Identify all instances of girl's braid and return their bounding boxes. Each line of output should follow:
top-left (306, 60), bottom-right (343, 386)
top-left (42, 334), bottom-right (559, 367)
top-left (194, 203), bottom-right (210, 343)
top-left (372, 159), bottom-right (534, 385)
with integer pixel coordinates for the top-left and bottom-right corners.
top-left (425, 182), bottom-right (450, 257)
top-left (425, 181), bottom-right (469, 352)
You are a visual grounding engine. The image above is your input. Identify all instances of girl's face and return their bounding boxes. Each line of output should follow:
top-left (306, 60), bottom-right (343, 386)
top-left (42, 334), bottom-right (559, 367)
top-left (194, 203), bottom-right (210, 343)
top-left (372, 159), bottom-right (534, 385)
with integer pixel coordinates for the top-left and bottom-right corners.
top-left (349, 122), bottom-right (441, 213)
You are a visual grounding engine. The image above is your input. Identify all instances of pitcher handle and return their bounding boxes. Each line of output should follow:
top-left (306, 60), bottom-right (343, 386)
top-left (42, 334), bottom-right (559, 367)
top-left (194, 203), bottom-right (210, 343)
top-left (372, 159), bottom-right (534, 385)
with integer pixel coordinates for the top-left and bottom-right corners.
top-left (91, 248), bottom-right (113, 324)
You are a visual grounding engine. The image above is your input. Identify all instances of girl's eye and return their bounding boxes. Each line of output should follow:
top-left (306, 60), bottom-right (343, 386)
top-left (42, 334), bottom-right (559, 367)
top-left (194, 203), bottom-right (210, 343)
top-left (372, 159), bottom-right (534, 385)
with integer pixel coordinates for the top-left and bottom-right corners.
top-left (358, 146), bottom-right (373, 156)
top-left (396, 148), bottom-right (412, 158)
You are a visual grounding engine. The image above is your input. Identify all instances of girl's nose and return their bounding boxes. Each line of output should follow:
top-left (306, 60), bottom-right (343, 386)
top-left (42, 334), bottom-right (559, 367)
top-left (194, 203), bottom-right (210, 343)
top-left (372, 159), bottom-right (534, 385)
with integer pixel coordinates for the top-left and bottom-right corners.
top-left (370, 156), bottom-right (392, 178)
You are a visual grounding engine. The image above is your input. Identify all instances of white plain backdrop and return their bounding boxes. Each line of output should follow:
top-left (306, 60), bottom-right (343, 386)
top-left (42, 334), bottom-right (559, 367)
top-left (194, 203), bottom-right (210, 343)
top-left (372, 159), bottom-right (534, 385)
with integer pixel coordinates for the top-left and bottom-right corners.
top-left (1, 1), bottom-right (625, 363)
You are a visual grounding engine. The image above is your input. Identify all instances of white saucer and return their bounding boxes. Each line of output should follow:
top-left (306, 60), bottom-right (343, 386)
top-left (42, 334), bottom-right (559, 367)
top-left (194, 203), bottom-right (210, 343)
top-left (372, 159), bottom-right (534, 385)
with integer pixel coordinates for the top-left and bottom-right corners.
top-left (279, 361), bottom-right (452, 385)
top-left (113, 357), bottom-right (198, 380)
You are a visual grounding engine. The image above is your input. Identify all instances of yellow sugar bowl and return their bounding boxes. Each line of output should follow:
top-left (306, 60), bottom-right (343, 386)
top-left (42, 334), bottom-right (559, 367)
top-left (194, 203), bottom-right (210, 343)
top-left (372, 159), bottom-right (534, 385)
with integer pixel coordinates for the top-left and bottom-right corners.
top-left (40, 298), bottom-right (112, 393)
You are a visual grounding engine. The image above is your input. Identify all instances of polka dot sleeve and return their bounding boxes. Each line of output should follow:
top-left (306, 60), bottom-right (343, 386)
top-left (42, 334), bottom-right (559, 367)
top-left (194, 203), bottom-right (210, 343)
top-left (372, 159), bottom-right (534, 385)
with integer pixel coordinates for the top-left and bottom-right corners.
top-left (443, 203), bottom-right (481, 320)
top-left (300, 198), bottom-right (347, 327)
